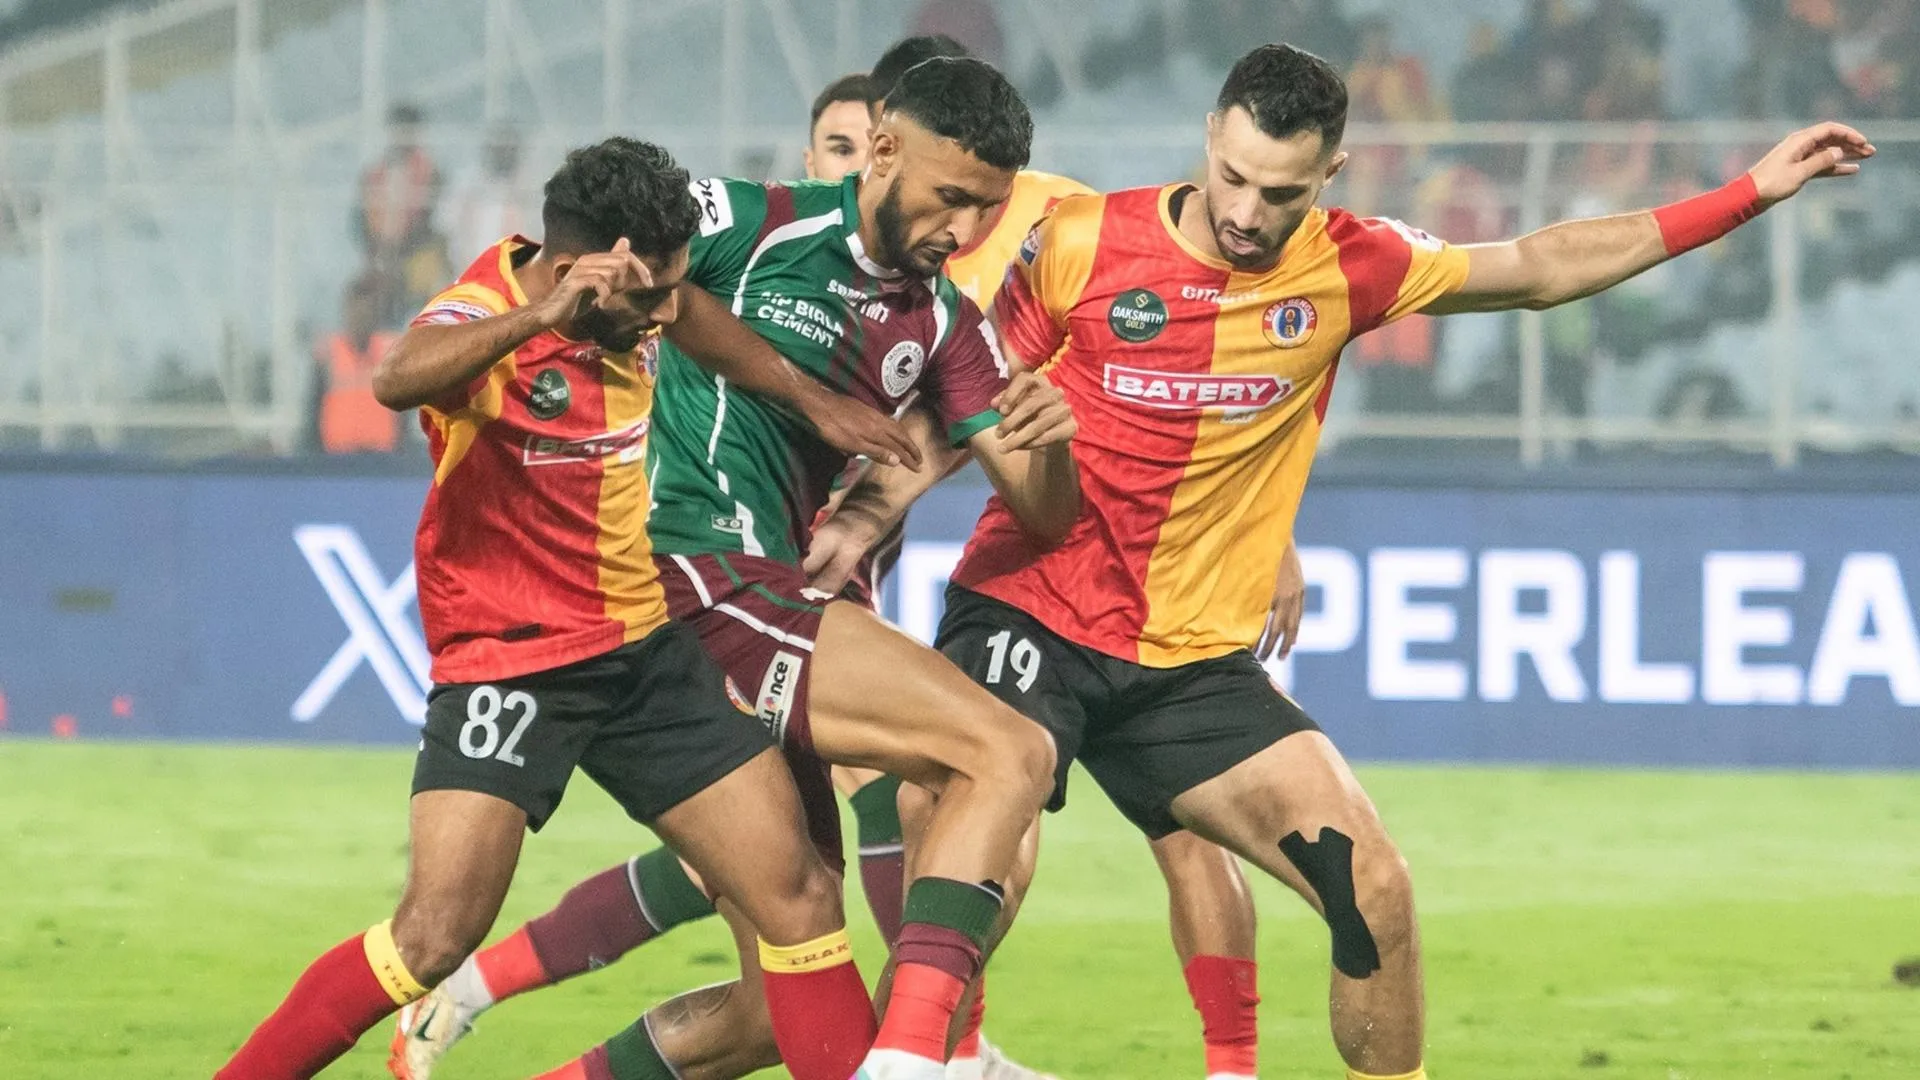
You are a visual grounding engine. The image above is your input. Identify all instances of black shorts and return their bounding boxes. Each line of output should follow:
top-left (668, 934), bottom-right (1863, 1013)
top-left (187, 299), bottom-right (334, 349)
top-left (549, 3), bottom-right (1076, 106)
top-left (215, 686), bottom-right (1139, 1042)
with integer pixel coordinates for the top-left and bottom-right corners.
top-left (413, 621), bottom-right (774, 831)
top-left (936, 586), bottom-right (1319, 839)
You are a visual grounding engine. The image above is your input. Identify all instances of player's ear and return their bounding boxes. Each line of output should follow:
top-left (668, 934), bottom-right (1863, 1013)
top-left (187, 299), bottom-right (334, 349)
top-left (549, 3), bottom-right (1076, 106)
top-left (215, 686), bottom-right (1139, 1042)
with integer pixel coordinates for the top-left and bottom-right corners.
top-left (1324, 150), bottom-right (1349, 183)
top-left (803, 147), bottom-right (817, 180)
top-left (550, 253), bottom-right (578, 282)
top-left (867, 125), bottom-right (899, 180)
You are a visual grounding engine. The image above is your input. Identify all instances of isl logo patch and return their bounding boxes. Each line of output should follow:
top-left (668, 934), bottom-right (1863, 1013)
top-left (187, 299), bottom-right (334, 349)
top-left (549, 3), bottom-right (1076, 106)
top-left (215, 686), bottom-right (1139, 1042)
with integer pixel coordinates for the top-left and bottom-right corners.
top-left (528, 368), bottom-right (572, 420)
top-left (1108, 289), bottom-right (1169, 343)
top-left (1262, 297), bottom-right (1317, 349)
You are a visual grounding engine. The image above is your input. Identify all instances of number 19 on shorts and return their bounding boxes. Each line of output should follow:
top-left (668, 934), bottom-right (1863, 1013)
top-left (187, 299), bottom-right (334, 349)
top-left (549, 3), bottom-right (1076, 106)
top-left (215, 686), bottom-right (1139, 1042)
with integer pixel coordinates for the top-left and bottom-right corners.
top-left (460, 686), bottom-right (538, 767)
top-left (984, 629), bottom-right (1041, 693)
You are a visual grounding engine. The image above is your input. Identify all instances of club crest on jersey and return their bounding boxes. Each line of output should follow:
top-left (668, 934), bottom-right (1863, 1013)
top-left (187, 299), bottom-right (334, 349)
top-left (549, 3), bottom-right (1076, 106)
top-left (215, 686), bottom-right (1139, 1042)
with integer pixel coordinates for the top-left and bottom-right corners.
top-left (1108, 289), bottom-right (1169, 343)
top-left (637, 334), bottom-right (660, 378)
top-left (1018, 224), bottom-right (1041, 266)
top-left (881, 340), bottom-right (927, 398)
top-left (1263, 298), bottom-right (1318, 349)
top-left (724, 676), bottom-right (755, 716)
top-left (528, 368), bottom-right (571, 419)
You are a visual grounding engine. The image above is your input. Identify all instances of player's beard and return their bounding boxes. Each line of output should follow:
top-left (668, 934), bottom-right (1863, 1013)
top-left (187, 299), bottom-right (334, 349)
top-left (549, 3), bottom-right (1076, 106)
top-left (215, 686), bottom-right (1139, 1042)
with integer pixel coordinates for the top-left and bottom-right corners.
top-left (1205, 194), bottom-right (1301, 271)
top-left (874, 183), bottom-right (952, 278)
top-left (574, 307), bottom-right (645, 354)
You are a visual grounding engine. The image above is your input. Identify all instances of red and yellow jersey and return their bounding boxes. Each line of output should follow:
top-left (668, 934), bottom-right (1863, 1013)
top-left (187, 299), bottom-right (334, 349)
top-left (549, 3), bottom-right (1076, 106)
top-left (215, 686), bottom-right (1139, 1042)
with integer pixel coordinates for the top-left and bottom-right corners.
top-left (952, 185), bottom-right (1469, 667)
top-left (944, 170), bottom-right (1095, 313)
top-left (410, 237), bottom-right (669, 684)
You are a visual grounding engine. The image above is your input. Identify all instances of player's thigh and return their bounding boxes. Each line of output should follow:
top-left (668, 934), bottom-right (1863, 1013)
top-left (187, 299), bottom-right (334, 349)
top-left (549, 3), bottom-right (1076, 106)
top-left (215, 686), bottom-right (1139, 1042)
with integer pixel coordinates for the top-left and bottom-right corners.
top-left (807, 596), bottom-right (1056, 795)
top-left (1079, 650), bottom-right (1319, 843)
top-left (831, 764), bottom-right (889, 798)
top-left (577, 625), bottom-right (834, 943)
top-left (656, 553), bottom-right (845, 869)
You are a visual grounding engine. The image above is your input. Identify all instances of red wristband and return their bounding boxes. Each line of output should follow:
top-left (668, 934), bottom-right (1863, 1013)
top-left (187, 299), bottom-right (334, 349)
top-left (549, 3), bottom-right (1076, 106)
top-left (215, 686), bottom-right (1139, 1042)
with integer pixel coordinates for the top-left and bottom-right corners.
top-left (1652, 173), bottom-right (1762, 257)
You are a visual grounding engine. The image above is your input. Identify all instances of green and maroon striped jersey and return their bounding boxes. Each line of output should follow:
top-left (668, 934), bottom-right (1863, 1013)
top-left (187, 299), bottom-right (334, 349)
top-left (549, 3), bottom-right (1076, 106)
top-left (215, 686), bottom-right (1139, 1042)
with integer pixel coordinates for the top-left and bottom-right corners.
top-left (648, 174), bottom-right (1009, 563)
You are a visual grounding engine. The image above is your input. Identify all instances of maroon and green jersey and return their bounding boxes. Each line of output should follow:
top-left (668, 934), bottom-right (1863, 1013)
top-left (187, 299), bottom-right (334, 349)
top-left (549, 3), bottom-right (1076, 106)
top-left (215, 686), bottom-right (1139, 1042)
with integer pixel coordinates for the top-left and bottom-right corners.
top-left (648, 175), bottom-right (1009, 563)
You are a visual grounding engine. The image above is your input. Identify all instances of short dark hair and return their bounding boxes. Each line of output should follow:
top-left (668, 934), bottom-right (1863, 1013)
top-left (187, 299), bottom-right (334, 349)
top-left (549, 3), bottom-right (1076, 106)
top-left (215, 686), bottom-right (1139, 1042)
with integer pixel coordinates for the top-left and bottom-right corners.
top-left (1216, 44), bottom-right (1348, 150)
top-left (870, 34), bottom-right (970, 100)
top-left (541, 137), bottom-right (699, 260)
top-left (810, 73), bottom-right (878, 133)
top-left (883, 56), bottom-right (1031, 171)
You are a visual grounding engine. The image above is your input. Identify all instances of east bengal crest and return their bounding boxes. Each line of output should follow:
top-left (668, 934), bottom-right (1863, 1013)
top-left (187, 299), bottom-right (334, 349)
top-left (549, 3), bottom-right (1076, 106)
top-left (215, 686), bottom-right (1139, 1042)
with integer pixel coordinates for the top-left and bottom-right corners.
top-left (881, 339), bottom-right (927, 398)
top-left (1262, 297), bottom-right (1318, 349)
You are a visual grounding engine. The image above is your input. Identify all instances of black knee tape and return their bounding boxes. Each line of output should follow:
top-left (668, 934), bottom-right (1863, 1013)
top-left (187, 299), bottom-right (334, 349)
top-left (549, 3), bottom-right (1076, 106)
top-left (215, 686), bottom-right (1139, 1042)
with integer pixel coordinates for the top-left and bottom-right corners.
top-left (1278, 827), bottom-right (1382, 979)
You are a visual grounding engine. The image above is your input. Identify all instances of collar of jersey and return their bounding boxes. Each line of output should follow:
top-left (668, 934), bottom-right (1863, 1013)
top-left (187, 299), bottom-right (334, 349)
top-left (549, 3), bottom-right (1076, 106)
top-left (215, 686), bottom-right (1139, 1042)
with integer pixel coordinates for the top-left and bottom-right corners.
top-left (1155, 184), bottom-right (1325, 275)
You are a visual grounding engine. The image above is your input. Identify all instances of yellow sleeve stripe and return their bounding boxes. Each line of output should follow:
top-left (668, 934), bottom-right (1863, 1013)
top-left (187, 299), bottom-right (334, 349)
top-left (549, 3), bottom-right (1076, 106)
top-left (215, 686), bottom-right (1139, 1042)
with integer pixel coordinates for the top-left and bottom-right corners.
top-left (362, 919), bottom-right (428, 1005)
top-left (757, 929), bottom-right (854, 974)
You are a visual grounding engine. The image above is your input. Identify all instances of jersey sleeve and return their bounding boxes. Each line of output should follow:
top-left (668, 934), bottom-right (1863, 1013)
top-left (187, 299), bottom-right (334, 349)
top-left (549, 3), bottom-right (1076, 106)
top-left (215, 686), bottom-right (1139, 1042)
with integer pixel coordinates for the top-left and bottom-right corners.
top-left (994, 194), bottom-right (1101, 367)
top-left (927, 293), bottom-right (1012, 446)
top-left (684, 177), bottom-right (771, 295)
top-left (1327, 211), bottom-right (1472, 338)
top-left (411, 280), bottom-right (512, 327)
top-left (1377, 217), bottom-right (1471, 324)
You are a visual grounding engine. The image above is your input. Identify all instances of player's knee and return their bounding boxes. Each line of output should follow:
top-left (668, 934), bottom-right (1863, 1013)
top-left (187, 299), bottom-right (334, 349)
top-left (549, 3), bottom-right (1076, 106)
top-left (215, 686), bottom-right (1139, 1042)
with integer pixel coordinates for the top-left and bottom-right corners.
top-left (390, 904), bottom-right (489, 986)
top-left (991, 710), bottom-right (1058, 809)
top-left (1352, 839), bottom-right (1415, 939)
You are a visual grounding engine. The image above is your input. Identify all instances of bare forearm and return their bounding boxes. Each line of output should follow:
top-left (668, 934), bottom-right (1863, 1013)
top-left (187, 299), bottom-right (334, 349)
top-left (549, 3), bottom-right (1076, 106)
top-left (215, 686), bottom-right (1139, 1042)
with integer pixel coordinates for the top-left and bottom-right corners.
top-left (1513, 211), bottom-right (1669, 309)
top-left (664, 285), bottom-right (823, 411)
top-left (984, 441), bottom-right (1079, 546)
top-left (373, 307), bottom-right (548, 410)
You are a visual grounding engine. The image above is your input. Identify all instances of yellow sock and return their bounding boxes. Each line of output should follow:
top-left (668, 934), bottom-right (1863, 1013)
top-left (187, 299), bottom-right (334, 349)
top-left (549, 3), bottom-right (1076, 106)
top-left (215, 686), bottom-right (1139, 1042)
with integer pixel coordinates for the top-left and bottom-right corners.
top-left (1348, 1068), bottom-right (1426, 1080)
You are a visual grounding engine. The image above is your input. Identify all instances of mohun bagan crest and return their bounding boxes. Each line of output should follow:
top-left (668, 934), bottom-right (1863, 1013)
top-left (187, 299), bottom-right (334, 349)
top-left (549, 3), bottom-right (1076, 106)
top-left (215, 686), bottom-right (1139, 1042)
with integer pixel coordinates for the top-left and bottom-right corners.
top-left (881, 340), bottom-right (927, 398)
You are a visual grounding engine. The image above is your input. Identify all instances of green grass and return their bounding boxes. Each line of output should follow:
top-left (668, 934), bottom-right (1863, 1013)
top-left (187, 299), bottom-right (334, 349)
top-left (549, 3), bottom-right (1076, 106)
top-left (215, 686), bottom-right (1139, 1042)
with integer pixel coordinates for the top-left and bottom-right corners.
top-left (2, 741), bottom-right (1917, 1079)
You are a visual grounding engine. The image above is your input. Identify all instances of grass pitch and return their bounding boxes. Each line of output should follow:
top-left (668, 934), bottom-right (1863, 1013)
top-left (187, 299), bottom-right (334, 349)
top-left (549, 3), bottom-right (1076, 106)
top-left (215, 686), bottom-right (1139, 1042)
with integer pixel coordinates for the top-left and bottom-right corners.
top-left (2, 740), bottom-right (1916, 1079)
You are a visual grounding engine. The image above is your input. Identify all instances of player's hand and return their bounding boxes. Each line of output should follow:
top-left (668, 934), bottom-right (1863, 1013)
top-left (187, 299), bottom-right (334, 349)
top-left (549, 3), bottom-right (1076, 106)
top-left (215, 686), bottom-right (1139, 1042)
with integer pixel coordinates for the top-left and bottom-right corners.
top-left (533, 237), bottom-right (654, 330)
top-left (798, 388), bottom-right (923, 469)
top-left (1255, 540), bottom-right (1305, 661)
top-left (992, 370), bottom-right (1076, 452)
top-left (803, 509), bottom-right (882, 595)
top-left (1748, 122), bottom-right (1874, 207)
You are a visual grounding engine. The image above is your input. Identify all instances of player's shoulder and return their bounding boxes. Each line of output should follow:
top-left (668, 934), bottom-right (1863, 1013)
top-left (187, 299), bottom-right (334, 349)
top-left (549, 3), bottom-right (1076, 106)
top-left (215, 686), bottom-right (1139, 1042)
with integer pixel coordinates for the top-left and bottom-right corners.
top-left (1016, 169), bottom-right (1097, 202)
top-left (688, 176), bottom-right (772, 239)
top-left (418, 237), bottom-right (522, 323)
top-left (1322, 205), bottom-right (1448, 256)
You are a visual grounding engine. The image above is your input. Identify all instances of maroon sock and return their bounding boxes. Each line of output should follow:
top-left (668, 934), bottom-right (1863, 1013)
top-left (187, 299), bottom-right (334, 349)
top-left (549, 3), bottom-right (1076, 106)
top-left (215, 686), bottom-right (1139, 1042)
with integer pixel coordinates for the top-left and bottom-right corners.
top-left (522, 861), bottom-right (659, 982)
top-left (858, 847), bottom-right (907, 946)
top-left (217, 929), bottom-right (415, 1080)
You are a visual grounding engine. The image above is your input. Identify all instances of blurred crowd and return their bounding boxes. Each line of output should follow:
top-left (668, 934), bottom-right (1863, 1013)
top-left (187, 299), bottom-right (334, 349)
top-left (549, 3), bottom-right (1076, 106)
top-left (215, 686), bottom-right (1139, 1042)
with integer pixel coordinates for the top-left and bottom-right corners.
top-left (305, 0), bottom-right (1920, 455)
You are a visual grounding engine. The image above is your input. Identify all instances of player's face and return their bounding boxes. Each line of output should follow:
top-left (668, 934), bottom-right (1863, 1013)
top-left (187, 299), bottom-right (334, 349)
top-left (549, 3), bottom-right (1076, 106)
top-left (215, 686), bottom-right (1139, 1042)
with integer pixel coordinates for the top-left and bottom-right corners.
top-left (805, 100), bottom-right (873, 182)
top-left (566, 245), bottom-right (690, 353)
top-left (1202, 106), bottom-right (1348, 270)
top-left (865, 115), bottom-right (1016, 277)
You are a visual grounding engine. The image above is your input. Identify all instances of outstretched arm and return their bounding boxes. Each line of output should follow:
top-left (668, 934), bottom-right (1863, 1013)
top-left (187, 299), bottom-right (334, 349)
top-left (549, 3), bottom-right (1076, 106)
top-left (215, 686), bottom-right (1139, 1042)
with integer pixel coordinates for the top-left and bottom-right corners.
top-left (666, 284), bottom-right (923, 468)
top-left (1427, 122), bottom-right (1873, 315)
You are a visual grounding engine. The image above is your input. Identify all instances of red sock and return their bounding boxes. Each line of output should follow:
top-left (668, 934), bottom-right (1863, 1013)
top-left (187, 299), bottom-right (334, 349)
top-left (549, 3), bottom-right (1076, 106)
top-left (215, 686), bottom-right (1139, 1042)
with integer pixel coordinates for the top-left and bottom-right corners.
top-left (874, 962), bottom-right (967, 1062)
top-left (758, 931), bottom-right (878, 1080)
top-left (1184, 955), bottom-right (1259, 1078)
top-left (217, 922), bottom-right (424, 1080)
top-left (472, 926), bottom-right (548, 1003)
top-left (951, 974), bottom-right (986, 1060)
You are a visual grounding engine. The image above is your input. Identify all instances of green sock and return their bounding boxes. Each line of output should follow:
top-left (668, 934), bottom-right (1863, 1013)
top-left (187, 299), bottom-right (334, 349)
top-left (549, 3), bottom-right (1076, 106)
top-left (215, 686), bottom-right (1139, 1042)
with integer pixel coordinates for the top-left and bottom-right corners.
top-left (604, 1016), bottom-right (676, 1080)
top-left (631, 846), bottom-right (715, 931)
top-left (901, 876), bottom-right (1002, 948)
top-left (849, 774), bottom-right (905, 849)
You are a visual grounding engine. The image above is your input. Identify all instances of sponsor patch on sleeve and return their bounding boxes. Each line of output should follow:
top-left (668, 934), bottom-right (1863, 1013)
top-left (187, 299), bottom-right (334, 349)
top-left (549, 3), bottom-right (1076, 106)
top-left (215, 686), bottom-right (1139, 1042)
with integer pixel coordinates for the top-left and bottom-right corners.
top-left (1017, 223), bottom-right (1041, 266)
top-left (692, 178), bottom-right (734, 237)
top-left (412, 298), bottom-right (497, 326)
